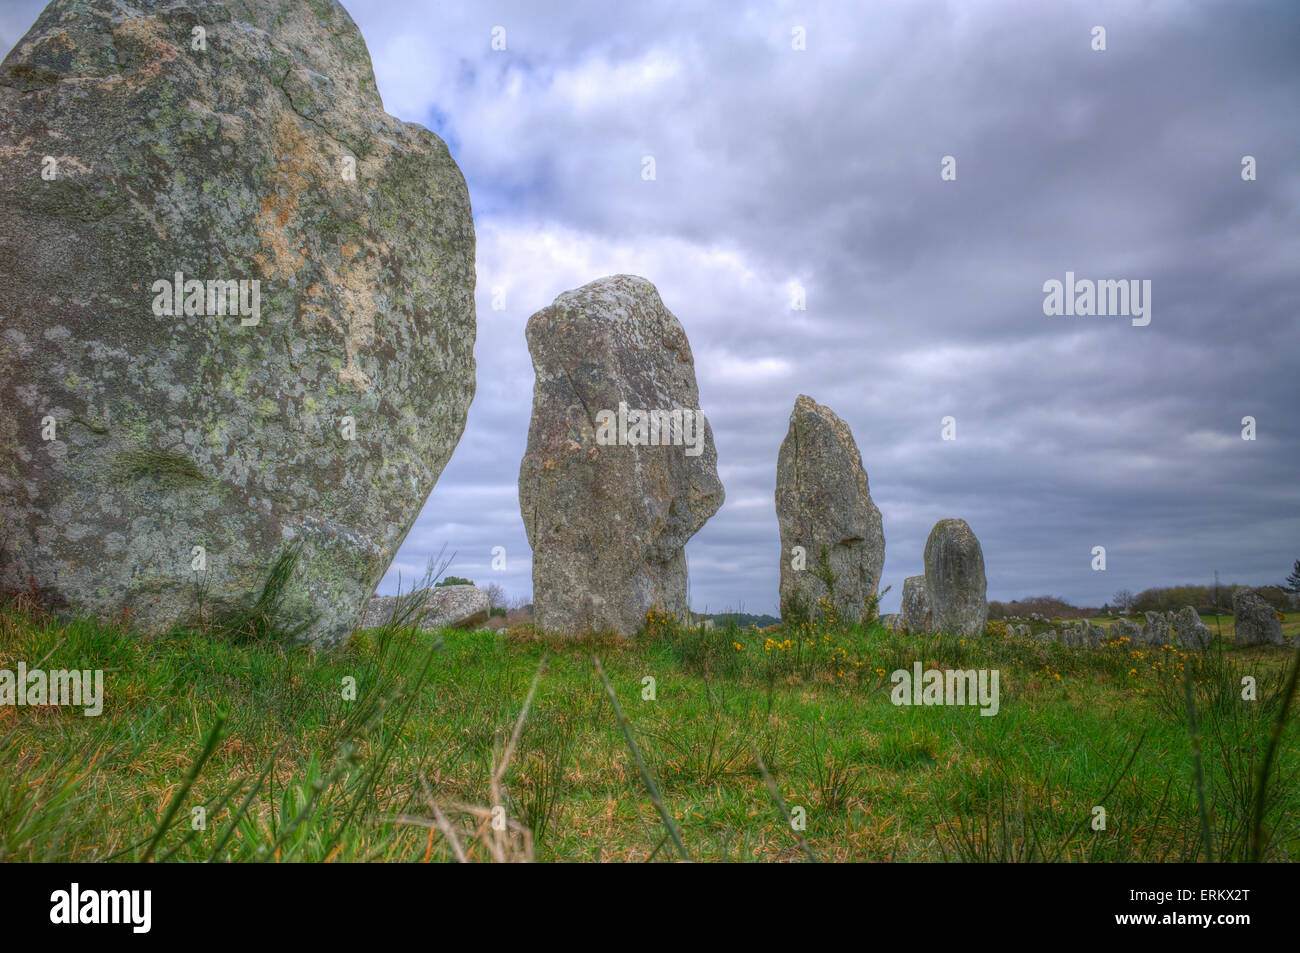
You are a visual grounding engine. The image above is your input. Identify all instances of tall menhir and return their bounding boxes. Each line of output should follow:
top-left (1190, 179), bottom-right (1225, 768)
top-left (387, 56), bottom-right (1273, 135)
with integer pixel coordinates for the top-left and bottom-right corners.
top-left (775, 395), bottom-right (885, 624)
top-left (519, 275), bottom-right (723, 636)
top-left (0, 0), bottom-right (476, 647)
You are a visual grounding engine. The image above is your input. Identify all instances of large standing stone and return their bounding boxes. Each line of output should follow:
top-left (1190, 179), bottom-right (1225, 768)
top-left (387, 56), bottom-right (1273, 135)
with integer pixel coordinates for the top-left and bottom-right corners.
top-left (1170, 606), bottom-right (1212, 651)
top-left (775, 395), bottom-right (884, 623)
top-left (360, 585), bottom-right (490, 631)
top-left (518, 275), bottom-right (722, 636)
top-left (1233, 589), bottom-right (1284, 646)
top-left (900, 575), bottom-right (930, 634)
top-left (922, 518), bottom-right (987, 637)
top-left (0, 0), bottom-right (476, 648)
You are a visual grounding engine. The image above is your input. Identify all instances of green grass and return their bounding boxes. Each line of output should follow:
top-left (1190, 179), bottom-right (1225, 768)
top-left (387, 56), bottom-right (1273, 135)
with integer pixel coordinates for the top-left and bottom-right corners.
top-left (1, 603), bottom-right (1297, 862)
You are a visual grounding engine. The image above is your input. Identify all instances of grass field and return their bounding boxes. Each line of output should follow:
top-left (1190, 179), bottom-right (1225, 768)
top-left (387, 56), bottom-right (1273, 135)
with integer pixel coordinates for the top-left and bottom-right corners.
top-left (2, 600), bottom-right (1298, 863)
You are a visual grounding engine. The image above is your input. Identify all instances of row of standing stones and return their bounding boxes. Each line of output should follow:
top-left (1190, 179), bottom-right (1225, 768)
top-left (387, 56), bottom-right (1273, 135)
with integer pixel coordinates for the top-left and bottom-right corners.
top-left (893, 589), bottom-right (1287, 651)
top-left (0, 0), bottom-right (1290, 650)
top-left (516, 285), bottom-right (1291, 649)
top-left (987, 590), bottom-right (1288, 650)
top-left (514, 287), bottom-right (988, 642)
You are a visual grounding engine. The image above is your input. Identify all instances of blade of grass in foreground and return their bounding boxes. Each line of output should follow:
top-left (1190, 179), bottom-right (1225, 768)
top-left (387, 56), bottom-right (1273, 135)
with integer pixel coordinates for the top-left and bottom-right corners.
top-left (592, 655), bottom-right (688, 862)
top-left (143, 712), bottom-right (227, 861)
top-left (752, 745), bottom-right (818, 863)
top-left (490, 655), bottom-right (548, 860)
top-left (1183, 659), bottom-right (1215, 862)
top-left (1250, 639), bottom-right (1300, 862)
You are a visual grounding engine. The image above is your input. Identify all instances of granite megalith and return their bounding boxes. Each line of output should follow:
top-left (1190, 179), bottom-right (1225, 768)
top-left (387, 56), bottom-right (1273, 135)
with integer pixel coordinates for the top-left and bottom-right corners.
top-left (775, 395), bottom-right (885, 623)
top-left (1140, 611), bottom-right (1171, 646)
top-left (1233, 589), bottom-right (1284, 646)
top-left (900, 575), bottom-right (930, 634)
top-left (1170, 606), bottom-right (1212, 651)
top-left (0, 0), bottom-right (477, 647)
top-left (1111, 618), bottom-right (1142, 644)
top-left (360, 584), bottom-right (490, 632)
top-left (922, 518), bottom-right (987, 637)
top-left (518, 275), bottom-right (723, 636)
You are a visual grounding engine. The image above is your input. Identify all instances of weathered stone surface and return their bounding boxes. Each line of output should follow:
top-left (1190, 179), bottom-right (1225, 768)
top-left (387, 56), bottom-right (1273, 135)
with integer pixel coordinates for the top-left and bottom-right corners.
top-left (0, 0), bottom-right (476, 647)
top-left (922, 518), bottom-right (987, 637)
top-left (360, 584), bottom-right (490, 631)
top-left (1140, 611), bottom-right (1171, 646)
top-left (775, 395), bottom-right (884, 623)
top-left (900, 575), bottom-right (930, 633)
top-left (518, 275), bottom-right (722, 636)
top-left (1233, 589), bottom-right (1284, 646)
top-left (1170, 606), bottom-right (1212, 651)
top-left (879, 612), bottom-right (901, 629)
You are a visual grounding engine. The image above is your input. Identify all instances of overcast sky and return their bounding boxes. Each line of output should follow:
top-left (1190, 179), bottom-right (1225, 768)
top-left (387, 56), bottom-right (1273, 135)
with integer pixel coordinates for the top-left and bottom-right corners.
top-left (4, 1), bottom-right (1297, 614)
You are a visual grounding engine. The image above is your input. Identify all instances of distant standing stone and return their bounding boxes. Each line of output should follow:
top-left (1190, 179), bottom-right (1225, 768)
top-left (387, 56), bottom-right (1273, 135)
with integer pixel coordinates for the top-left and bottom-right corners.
top-left (923, 519), bottom-right (987, 637)
top-left (900, 575), bottom-right (930, 634)
top-left (1139, 611), bottom-right (1171, 646)
top-left (1111, 618), bottom-right (1142, 644)
top-left (360, 585), bottom-right (491, 631)
top-left (1063, 620), bottom-right (1102, 648)
top-left (1170, 606), bottom-right (1213, 651)
top-left (1233, 589), bottom-right (1284, 646)
top-left (775, 395), bottom-right (885, 623)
